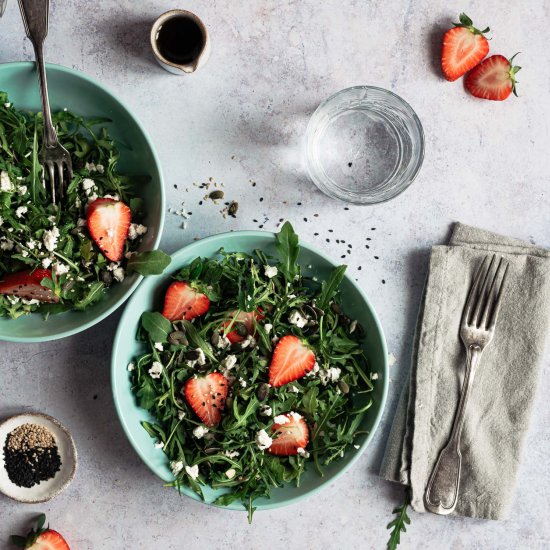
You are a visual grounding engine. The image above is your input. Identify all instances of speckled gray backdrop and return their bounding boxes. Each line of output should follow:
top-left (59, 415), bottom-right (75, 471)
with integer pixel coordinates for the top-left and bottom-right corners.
top-left (1, 1), bottom-right (549, 549)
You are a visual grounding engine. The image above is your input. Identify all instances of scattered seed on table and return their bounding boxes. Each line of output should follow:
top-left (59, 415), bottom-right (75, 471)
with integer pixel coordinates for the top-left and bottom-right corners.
top-left (209, 190), bottom-right (224, 200)
top-left (314, 232), bottom-right (319, 236)
top-left (374, 256), bottom-right (379, 259)
top-left (173, 184), bottom-right (178, 189)
top-left (253, 219), bottom-right (258, 223)
top-left (259, 197), bottom-right (264, 202)
top-left (326, 238), bottom-right (330, 243)
top-left (365, 245), bottom-right (370, 249)
top-left (382, 279), bottom-right (386, 284)
top-left (366, 237), bottom-right (371, 241)
top-left (341, 255), bottom-right (346, 258)
top-left (344, 207), bottom-right (349, 211)
top-left (228, 202), bottom-right (239, 217)
top-left (329, 229), bottom-right (334, 233)
top-left (358, 266), bottom-right (362, 271)
top-left (303, 218), bottom-right (308, 222)
top-left (348, 162), bottom-right (353, 167)
top-left (371, 227), bottom-right (376, 230)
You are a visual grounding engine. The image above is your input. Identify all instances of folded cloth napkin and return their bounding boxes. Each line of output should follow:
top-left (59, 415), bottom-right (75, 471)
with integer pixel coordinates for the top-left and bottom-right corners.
top-left (380, 223), bottom-right (550, 520)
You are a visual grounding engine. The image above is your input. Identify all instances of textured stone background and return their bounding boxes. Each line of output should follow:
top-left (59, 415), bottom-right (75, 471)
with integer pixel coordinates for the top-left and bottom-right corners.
top-left (1, 1), bottom-right (549, 548)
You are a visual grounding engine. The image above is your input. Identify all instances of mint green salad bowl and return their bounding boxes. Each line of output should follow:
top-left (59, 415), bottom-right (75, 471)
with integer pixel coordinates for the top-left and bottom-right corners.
top-left (0, 62), bottom-right (164, 342)
top-left (112, 231), bottom-right (388, 511)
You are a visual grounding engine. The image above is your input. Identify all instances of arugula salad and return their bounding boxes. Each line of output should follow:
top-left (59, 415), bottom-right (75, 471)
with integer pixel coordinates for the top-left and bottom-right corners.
top-left (0, 93), bottom-right (168, 319)
top-left (130, 222), bottom-right (375, 520)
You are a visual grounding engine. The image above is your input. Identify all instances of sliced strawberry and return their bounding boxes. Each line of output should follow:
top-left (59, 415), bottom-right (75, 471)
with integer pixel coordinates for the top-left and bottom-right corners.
top-left (465, 54), bottom-right (521, 101)
top-left (29, 530), bottom-right (71, 550)
top-left (0, 269), bottom-right (59, 303)
top-left (184, 372), bottom-right (229, 426)
top-left (86, 198), bottom-right (131, 261)
top-left (268, 335), bottom-right (315, 387)
top-left (268, 413), bottom-right (309, 456)
top-left (222, 309), bottom-right (264, 343)
top-left (441, 13), bottom-right (490, 81)
top-left (162, 281), bottom-right (210, 321)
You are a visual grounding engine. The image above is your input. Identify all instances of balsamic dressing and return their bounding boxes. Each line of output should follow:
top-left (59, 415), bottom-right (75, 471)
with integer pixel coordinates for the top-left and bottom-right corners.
top-left (156, 16), bottom-right (205, 65)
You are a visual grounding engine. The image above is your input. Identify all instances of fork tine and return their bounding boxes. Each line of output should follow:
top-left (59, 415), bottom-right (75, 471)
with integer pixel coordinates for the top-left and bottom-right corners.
top-left (462, 255), bottom-right (491, 325)
top-left (488, 262), bottom-right (509, 329)
top-left (470, 254), bottom-right (496, 326)
top-left (65, 161), bottom-right (73, 183)
top-left (47, 162), bottom-right (56, 205)
top-left (480, 257), bottom-right (507, 328)
top-left (56, 162), bottom-right (64, 199)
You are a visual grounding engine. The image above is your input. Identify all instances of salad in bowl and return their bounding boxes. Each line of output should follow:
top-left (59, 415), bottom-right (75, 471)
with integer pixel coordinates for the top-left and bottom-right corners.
top-left (121, 223), bottom-right (386, 519)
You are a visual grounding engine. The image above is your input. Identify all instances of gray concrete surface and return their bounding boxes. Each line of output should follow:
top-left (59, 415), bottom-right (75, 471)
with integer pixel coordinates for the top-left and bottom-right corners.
top-left (1, 1), bottom-right (549, 548)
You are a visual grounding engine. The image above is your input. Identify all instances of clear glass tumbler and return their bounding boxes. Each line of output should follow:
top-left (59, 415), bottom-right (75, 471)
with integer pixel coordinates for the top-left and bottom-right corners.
top-left (305, 86), bottom-right (424, 205)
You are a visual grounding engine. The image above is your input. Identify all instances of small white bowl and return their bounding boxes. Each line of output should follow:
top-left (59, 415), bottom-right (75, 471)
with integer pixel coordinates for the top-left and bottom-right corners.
top-left (0, 413), bottom-right (77, 503)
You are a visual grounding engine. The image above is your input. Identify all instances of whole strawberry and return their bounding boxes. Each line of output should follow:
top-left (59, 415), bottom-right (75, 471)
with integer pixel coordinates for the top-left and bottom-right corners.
top-left (441, 13), bottom-right (490, 81)
top-left (465, 54), bottom-right (521, 101)
top-left (10, 514), bottom-right (70, 550)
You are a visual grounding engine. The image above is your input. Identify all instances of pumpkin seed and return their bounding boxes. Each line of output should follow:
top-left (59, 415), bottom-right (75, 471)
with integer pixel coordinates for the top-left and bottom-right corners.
top-left (169, 330), bottom-right (187, 345)
top-left (209, 190), bottom-right (225, 200)
top-left (257, 383), bottom-right (270, 401)
top-left (228, 201), bottom-right (239, 216)
top-left (185, 350), bottom-right (201, 361)
top-left (330, 302), bottom-right (343, 315)
top-left (211, 332), bottom-right (220, 347)
top-left (101, 271), bottom-right (113, 284)
top-left (338, 380), bottom-right (350, 394)
top-left (349, 320), bottom-right (358, 334)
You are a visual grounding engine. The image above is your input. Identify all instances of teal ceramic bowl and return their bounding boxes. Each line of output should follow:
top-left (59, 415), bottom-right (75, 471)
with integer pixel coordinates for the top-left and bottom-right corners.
top-left (112, 231), bottom-right (388, 511)
top-left (0, 62), bottom-right (164, 342)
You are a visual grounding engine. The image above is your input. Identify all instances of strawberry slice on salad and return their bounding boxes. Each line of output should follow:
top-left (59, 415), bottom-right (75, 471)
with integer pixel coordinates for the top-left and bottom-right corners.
top-left (86, 197), bottom-right (131, 262)
top-left (268, 335), bottom-right (316, 387)
top-left (184, 372), bottom-right (229, 426)
top-left (441, 13), bottom-right (490, 81)
top-left (465, 54), bottom-right (521, 101)
top-left (0, 269), bottom-right (59, 303)
top-left (162, 281), bottom-right (210, 321)
top-left (222, 309), bottom-right (264, 343)
top-left (269, 412), bottom-right (309, 456)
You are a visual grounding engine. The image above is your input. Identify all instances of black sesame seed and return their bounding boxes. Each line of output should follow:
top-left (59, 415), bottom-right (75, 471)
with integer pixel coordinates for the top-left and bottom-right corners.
top-left (259, 197), bottom-right (264, 202)
top-left (348, 162), bottom-right (353, 167)
top-left (374, 256), bottom-right (379, 259)
top-left (314, 232), bottom-right (319, 236)
top-left (329, 229), bottom-right (334, 233)
top-left (173, 184), bottom-right (178, 189)
top-left (297, 202), bottom-right (302, 206)
top-left (358, 266), bottom-right (362, 271)
top-left (341, 255), bottom-right (346, 258)
top-left (303, 217), bottom-right (307, 222)
top-left (199, 201), bottom-right (203, 205)
top-left (382, 279), bottom-right (386, 284)
top-left (344, 207), bottom-right (350, 210)
top-left (326, 238), bottom-right (330, 243)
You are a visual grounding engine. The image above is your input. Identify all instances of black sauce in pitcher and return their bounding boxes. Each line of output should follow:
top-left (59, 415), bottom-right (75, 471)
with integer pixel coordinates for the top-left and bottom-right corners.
top-left (157, 16), bottom-right (205, 65)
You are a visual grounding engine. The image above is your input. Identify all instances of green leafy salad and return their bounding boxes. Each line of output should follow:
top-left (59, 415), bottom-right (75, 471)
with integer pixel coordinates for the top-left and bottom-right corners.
top-left (0, 93), bottom-right (168, 319)
top-left (130, 222), bottom-right (376, 520)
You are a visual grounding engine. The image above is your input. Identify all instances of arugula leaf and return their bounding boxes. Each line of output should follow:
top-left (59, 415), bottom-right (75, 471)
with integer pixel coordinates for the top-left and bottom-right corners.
top-left (276, 221), bottom-right (299, 281)
top-left (127, 250), bottom-right (171, 275)
top-left (302, 386), bottom-right (319, 415)
top-left (387, 488), bottom-right (411, 550)
top-left (74, 282), bottom-right (105, 310)
top-left (317, 265), bottom-right (347, 310)
top-left (141, 311), bottom-right (172, 343)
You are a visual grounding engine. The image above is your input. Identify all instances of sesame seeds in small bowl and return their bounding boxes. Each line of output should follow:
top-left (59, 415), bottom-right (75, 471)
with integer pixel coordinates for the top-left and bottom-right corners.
top-left (0, 413), bottom-right (77, 503)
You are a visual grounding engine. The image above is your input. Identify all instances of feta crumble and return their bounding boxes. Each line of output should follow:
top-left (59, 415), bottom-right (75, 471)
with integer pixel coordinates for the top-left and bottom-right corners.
top-left (297, 447), bottom-right (310, 458)
top-left (41, 257), bottom-right (53, 268)
top-left (192, 425), bottom-right (209, 439)
top-left (225, 468), bottom-right (236, 480)
top-left (177, 410), bottom-right (186, 420)
top-left (371, 372), bottom-right (379, 380)
top-left (259, 405), bottom-right (272, 417)
top-left (128, 223), bottom-right (148, 240)
top-left (0, 170), bottom-right (13, 192)
top-left (148, 361), bottom-right (163, 379)
top-left (43, 226), bottom-right (60, 252)
top-left (288, 309), bottom-right (307, 328)
top-left (170, 460), bottom-right (183, 475)
top-left (185, 464), bottom-right (199, 480)
top-left (15, 206), bottom-right (28, 218)
top-left (221, 354), bottom-right (238, 370)
top-left (52, 262), bottom-right (70, 276)
top-left (113, 267), bottom-right (125, 282)
top-left (127, 361), bottom-right (135, 372)
top-left (154, 342), bottom-right (164, 351)
top-left (81, 178), bottom-right (96, 195)
top-left (154, 441), bottom-right (164, 449)
top-left (225, 450), bottom-right (240, 459)
top-left (263, 323), bottom-right (273, 334)
top-left (255, 429), bottom-right (273, 450)
top-left (264, 265), bottom-right (278, 278)
top-left (274, 414), bottom-right (290, 425)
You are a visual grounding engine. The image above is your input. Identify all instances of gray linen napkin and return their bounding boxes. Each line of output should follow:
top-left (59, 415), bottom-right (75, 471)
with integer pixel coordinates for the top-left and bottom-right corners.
top-left (380, 223), bottom-right (550, 520)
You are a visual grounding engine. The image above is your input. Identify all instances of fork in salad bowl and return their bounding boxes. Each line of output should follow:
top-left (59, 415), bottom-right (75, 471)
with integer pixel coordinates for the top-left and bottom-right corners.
top-left (17, 0), bottom-right (72, 204)
top-left (424, 254), bottom-right (509, 515)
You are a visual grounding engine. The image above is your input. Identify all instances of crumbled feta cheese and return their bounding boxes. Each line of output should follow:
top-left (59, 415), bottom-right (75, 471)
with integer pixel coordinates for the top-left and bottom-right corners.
top-left (371, 372), bottom-right (379, 380)
top-left (288, 385), bottom-right (300, 393)
top-left (224, 450), bottom-right (240, 459)
top-left (264, 265), bottom-right (278, 278)
top-left (128, 223), bottom-right (148, 240)
top-left (43, 226), bottom-right (60, 252)
top-left (15, 206), bottom-right (28, 218)
top-left (185, 464), bottom-right (199, 480)
top-left (240, 335), bottom-right (256, 349)
top-left (0, 170), bottom-right (13, 192)
top-left (289, 411), bottom-right (303, 422)
top-left (239, 377), bottom-right (247, 388)
top-left (4, 102), bottom-right (10, 108)
top-left (81, 178), bottom-right (96, 195)
top-left (20, 250), bottom-right (29, 257)
top-left (259, 405), bottom-right (272, 416)
top-left (225, 468), bottom-right (236, 480)
top-left (215, 333), bottom-right (231, 349)
top-left (96, 164), bottom-right (105, 174)
top-left (221, 354), bottom-right (238, 370)
top-left (18, 185), bottom-right (27, 195)
top-left (288, 309), bottom-right (307, 328)
top-left (297, 447), bottom-right (310, 458)
top-left (0, 216), bottom-right (3, 226)
top-left (195, 348), bottom-right (206, 366)
top-left (154, 441), bottom-right (164, 449)
top-left (287, 294), bottom-right (296, 299)
top-left (255, 429), bottom-right (273, 450)
top-left (353, 444), bottom-right (360, 450)
top-left (192, 425), bottom-right (209, 439)
top-left (170, 460), bottom-right (183, 475)
top-left (127, 361), bottom-right (135, 371)
top-left (113, 267), bottom-right (125, 282)
top-left (320, 367), bottom-right (341, 385)
top-left (53, 262), bottom-right (70, 276)
top-left (148, 361), bottom-right (163, 379)
top-left (177, 410), bottom-right (186, 420)
top-left (41, 257), bottom-right (53, 268)
top-left (7, 295), bottom-right (20, 304)
top-left (306, 361), bottom-right (320, 377)
top-left (26, 239), bottom-right (36, 250)
top-left (274, 414), bottom-right (290, 425)
top-left (22, 298), bottom-right (40, 306)
top-left (264, 323), bottom-right (273, 334)
top-left (154, 342), bottom-right (164, 351)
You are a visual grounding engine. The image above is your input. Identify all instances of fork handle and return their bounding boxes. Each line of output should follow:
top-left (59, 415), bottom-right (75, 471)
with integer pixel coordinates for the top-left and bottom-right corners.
top-left (17, 0), bottom-right (57, 147)
top-left (424, 344), bottom-right (482, 515)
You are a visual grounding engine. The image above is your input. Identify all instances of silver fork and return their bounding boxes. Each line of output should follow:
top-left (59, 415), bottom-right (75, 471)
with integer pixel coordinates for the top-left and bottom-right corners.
top-left (18, 0), bottom-right (72, 204)
top-left (424, 254), bottom-right (509, 515)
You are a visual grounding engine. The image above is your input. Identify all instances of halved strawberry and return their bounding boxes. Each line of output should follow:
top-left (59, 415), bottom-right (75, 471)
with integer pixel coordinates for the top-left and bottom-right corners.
top-left (0, 269), bottom-right (59, 303)
top-left (162, 281), bottom-right (210, 321)
top-left (441, 13), bottom-right (490, 81)
top-left (184, 372), bottom-right (229, 426)
top-left (465, 54), bottom-right (521, 101)
top-left (28, 530), bottom-right (70, 550)
top-left (222, 309), bottom-right (264, 343)
top-left (268, 335), bottom-right (315, 387)
top-left (268, 412), bottom-right (309, 456)
top-left (86, 198), bottom-right (131, 261)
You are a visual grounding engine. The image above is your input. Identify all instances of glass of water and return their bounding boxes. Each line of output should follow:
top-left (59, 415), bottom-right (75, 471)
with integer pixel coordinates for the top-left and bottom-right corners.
top-left (305, 86), bottom-right (424, 205)
top-left (0, 0), bottom-right (7, 17)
